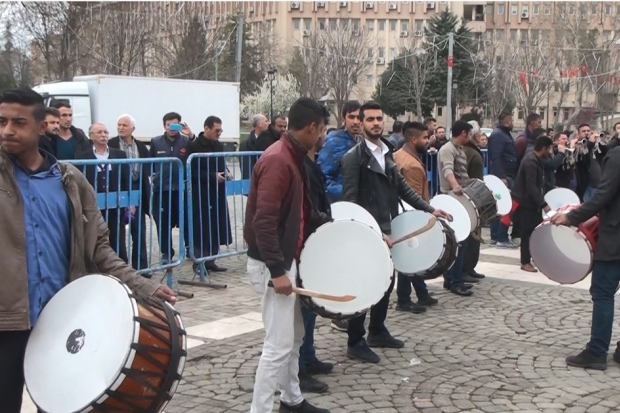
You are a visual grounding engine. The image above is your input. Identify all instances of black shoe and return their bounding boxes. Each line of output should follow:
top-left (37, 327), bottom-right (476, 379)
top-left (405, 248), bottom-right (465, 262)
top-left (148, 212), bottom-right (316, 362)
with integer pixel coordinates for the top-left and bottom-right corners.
top-left (305, 359), bottom-right (333, 375)
top-left (279, 399), bottom-right (330, 413)
top-left (468, 270), bottom-right (486, 279)
top-left (206, 262), bottom-right (227, 272)
top-left (417, 295), bottom-right (439, 306)
top-left (613, 351), bottom-right (620, 364)
top-left (566, 349), bottom-right (607, 370)
top-left (331, 319), bottom-right (349, 331)
top-left (443, 282), bottom-right (473, 290)
top-left (367, 331), bottom-right (404, 349)
top-left (450, 285), bottom-right (473, 296)
top-left (347, 340), bottom-right (380, 363)
top-left (396, 301), bottom-right (427, 314)
top-left (298, 373), bottom-right (329, 393)
top-left (463, 274), bottom-right (480, 284)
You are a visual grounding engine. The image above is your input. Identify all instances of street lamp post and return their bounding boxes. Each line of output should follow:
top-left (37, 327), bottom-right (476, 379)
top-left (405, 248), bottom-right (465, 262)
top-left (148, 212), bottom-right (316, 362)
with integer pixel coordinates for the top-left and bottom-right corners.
top-left (267, 67), bottom-right (277, 119)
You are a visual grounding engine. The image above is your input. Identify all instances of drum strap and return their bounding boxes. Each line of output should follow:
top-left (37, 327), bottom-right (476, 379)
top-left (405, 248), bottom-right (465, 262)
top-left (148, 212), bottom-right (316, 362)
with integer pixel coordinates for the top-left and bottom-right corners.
top-left (90, 296), bottom-right (186, 413)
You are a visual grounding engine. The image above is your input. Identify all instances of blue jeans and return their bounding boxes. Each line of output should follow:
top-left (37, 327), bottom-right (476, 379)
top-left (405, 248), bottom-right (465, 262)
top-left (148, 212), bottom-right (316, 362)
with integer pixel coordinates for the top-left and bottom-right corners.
top-left (490, 219), bottom-right (510, 242)
top-left (584, 186), bottom-right (597, 202)
top-left (587, 260), bottom-right (620, 356)
top-left (445, 237), bottom-right (469, 288)
top-left (396, 274), bottom-right (430, 305)
top-left (298, 304), bottom-right (317, 373)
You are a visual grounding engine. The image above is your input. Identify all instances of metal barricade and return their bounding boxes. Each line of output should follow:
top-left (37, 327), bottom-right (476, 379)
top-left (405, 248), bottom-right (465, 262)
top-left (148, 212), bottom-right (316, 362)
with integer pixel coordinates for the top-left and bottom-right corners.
top-left (183, 151), bottom-right (262, 289)
top-left (67, 157), bottom-right (192, 297)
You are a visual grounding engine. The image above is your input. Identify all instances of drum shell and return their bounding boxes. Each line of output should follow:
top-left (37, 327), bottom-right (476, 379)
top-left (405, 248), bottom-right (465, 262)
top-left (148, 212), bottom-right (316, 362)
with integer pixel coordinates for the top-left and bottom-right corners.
top-left (413, 220), bottom-right (458, 280)
top-left (452, 179), bottom-right (497, 229)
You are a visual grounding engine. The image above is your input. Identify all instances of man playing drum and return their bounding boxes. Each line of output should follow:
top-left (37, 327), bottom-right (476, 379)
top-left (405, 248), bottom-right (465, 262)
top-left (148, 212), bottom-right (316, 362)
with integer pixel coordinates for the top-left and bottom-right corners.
top-left (341, 101), bottom-right (450, 364)
top-left (244, 98), bottom-right (331, 413)
top-left (393, 121), bottom-right (439, 313)
top-left (551, 137), bottom-right (620, 371)
top-left (437, 120), bottom-right (475, 296)
top-left (0, 88), bottom-right (176, 413)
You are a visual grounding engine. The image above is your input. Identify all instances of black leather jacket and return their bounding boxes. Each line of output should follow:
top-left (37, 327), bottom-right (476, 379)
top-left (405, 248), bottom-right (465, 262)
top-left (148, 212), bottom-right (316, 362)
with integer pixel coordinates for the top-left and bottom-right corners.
top-left (341, 138), bottom-right (435, 234)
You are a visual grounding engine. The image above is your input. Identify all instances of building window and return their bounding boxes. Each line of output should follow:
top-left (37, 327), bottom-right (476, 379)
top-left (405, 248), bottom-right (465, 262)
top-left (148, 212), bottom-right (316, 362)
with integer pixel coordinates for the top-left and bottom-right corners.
top-left (401, 20), bottom-right (409, 31)
top-left (329, 19), bottom-right (337, 30)
top-left (378, 47), bottom-right (385, 58)
top-left (591, 4), bottom-right (597, 14)
top-left (510, 29), bottom-right (518, 41)
top-left (437, 107), bottom-right (443, 117)
top-left (340, 19), bottom-right (349, 29)
top-left (495, 29), bottom-right (504, 39)
top-left (352, 19), bottom-right (361, 31)
top-left (367, 19), bottom-right (375, 30)
top-left (604, 30), bottom-right (612, 42)
top-left (563, 108), bottom-right (570, 121)
top-left (533, 4), bottom-right (539, 15)
top-left (540, 108), bottom-right (545, 120)
top-left (511, 5), bottom-right (518, 15)
top-left (487, 5), bottom-right (494, 15)
top-left (617, 5), bottom-right (620, 15)
top-left (521, 5), bottom-right (529, 15)
top-left (605, 4), bottom-right (612, 15)
top-left (378, 19), bottom-right (386, 31)
top-left (390, 47), bottom-right (396, 59)
top-left (543, 5), bottom-right (551, 15)
top-left (498, 4), bottom-right (505, 14)
top-left (293, 18), bottom-right (300, 30)
top-left (520, 30), bottom-right (528, 44)
top-left (367, 47), bottom-right (374, 59)
top-left (553, 110), bottom-right (558, 119)
top-left (390, 19), bottom-right (397, 31)
top-left (517, 109), bottom-right (524, 120)
top-left (568, 4), bottom-right (575, 15)
top-left (304, 18), bottom-right (311, 31)
top-left (318, 18), bottom-right (326, 30)
top-left (415, 19), bottom-right (424, 32)
top-left (366, 75), bottom-right (374, 86)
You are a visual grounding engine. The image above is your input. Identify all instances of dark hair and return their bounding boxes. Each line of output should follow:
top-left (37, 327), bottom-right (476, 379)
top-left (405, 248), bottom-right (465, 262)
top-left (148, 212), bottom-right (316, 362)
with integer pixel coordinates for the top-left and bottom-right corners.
top-left (403, 121), bottom-right (428, 141)
top-left (288, 97), bottom-right (326, 131)
top-left (546, 127), bottom-right (554, 134)
top-left (577, 123), bottom-right (590, 131)
top-left (498, 112), bottom-right (512, 123)
top-left (204, 116), bottom-right (222, 128)
top-left (321, 106), bottom-right (330, 126)
top-left (532, 127), bottom-right (547, 139)
top-left (327, 128), bottom-right (337, 135)
top-left (436, 125), bottom-right (446, 132)
top-left (534, 135), bottom-right (554, 151)
top-left (526, 113), bottom-right (541, 126)
top-left (163, 112), bottom-right (181, 125)
top-left (613, 122), bottom-right (620, 132)
top-left (392, 121), bottom-right (403, 133)
top-left (423, 117), bottom-right (436, 126)
top-left (556, 130), bottom-right (571, 141)
top-left (272, 115), bottom-right (287, 124)
top-left (358, 101), bottom-right (382, 121)
top-left (341, 100), bottom-right (361, 118)
top-left (0, 87), bottom-right (46, 122)
top-left (45, 107), bottom-right (61, 118)
top-left (451, 120), bottom-right (473, 138)
top-left (50, 100), bottom-right (71, 110)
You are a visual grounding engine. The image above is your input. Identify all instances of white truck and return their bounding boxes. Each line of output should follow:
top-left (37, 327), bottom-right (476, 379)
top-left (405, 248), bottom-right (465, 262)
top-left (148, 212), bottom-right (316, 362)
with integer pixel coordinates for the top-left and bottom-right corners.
top-left (33, 74), bottom-right (241, 148)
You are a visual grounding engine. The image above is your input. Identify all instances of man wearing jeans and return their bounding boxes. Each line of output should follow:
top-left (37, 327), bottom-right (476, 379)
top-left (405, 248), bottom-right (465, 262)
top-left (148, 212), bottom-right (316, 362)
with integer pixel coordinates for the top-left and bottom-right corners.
top-left (551, 138), bottom-right (620, 370)
top-left (488, 112), bottom-right (518, 248)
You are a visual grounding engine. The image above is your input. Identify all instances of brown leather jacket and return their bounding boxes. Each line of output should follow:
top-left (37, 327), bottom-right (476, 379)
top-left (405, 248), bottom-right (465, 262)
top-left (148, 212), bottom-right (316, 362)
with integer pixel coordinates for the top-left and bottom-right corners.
top-left (0, 151), bottom-right (159, 331)
top-left (394, 145), bottom-right (430, 202)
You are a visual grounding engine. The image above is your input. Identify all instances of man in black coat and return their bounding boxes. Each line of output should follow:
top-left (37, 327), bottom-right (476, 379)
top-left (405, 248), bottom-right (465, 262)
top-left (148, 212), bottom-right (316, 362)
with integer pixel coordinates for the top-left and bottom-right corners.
top-left (552, 138), bottom-right (620, 370)
top-left (255, 115), bottom-right (287, 152)
top-left (39, 107), bottom-right (61, 156)
top-left (187, 116), bottom-right (232, 273)
top-left (77, 123), bottom-right (131, 263)
top-left (240, 114), bottom-right (269, 180)
top-left (109, 114), bottom-right (151, 271)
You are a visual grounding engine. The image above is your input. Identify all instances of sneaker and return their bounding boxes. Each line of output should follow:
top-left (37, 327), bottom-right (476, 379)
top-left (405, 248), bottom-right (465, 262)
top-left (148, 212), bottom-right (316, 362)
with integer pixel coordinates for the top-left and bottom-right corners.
top-left (305, 359), bottom-right (334, 375)
top-left (487, 239), bottom-right (498, 245)
top-left (520, 263), bottom-right (538, 273)
top-left (463, 274), bottom-right (481, 284)
top-left (396, 301), bottom-right (427, 314)
top-left (613, 350), bottom-right (620, 364)
top-left (331, 319), bottom-right (349, 332)
top-left (467, 270), bottom-right (486, 279)
top-left (566, 349), bottom-right (607, 370)
top-left (417, 295), bottom-right (439, 306)
top-left (511, 238), bottom-right (521, 246)
top-left (298, 373), bottom-right (329, 394)
top-left (347, 340), bottom-right (380, 363)
top-left (367, 331), bottom-right (404, 349)
top-left (495, 241), bottom-right (518, 249)
top-left (443, 282), bottom-right (473, 290)
top-left (279, 399), bottom-right (330, 413)
top-left (450, 285), bottom-right (473, 297)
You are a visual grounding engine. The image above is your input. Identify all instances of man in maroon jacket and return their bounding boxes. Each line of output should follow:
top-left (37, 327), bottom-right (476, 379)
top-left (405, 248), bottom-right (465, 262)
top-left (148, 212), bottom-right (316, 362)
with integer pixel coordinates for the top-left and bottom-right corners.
top-left (244, 98), bottom-right (330, 413)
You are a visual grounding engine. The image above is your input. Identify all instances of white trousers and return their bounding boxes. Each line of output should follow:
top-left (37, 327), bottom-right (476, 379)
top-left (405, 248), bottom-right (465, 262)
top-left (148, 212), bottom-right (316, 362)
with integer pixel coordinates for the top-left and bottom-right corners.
top-left (248, 258), bottom-right (304, 413)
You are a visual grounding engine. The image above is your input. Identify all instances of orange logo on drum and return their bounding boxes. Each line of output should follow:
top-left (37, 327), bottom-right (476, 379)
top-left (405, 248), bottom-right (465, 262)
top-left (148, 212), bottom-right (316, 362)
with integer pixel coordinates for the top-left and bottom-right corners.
top-left (66, 329), bottom-right (86, 354)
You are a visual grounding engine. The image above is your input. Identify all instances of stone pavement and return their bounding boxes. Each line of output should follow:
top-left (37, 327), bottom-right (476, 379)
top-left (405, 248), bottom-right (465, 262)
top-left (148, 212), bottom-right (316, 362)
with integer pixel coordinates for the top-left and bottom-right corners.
top-left (22, 236), bottom-right (620, 413)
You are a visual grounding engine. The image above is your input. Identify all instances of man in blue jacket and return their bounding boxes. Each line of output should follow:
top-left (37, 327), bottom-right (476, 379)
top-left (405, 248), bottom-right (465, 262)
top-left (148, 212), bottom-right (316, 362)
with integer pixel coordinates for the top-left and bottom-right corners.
top-left (488, 112), bottom-right (518, 249)
top-left (318, 101), bottom-right (362, 203)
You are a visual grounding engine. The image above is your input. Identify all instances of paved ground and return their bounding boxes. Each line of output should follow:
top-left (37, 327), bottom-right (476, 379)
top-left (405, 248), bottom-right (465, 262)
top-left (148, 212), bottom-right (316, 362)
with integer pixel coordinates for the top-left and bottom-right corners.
top-left (22, 231), bottom-right (620, 413)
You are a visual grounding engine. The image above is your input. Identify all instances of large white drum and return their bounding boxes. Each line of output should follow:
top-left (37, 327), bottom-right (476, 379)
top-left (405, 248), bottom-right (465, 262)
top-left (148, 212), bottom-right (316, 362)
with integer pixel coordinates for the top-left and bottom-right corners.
top-left (25, 274), bottom-right (186, 413)
top-left (483, 175), bottom-right (513, 216)
top-left (430, 194), bottom-right (471, 242)
top-left (544, 188), bottom-right (580, 213)
top-left (298, 220), bottom-right (393, 319)
top-left (331, 201), bottom-right (381, 235)
top-left (391, 210), bottom-right (444, 275)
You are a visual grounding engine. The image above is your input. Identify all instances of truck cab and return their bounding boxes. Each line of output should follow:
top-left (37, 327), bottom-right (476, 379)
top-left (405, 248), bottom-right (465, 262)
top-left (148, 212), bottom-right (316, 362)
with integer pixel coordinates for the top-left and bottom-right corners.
top-left (33, 82), bottom-right (92, 132)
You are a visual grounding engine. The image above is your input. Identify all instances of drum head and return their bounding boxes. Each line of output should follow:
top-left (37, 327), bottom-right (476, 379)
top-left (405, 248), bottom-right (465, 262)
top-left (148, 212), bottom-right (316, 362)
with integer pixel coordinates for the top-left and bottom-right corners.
top-left (25, 274), bottom-right (137, 413)
top-left (449, 192), bottom-right (478, 233)
top-left (530, 224), bottom-right (592, 284)
top-left (299, 220), bottom-right (392, 315)
top-left (545, 188), bottom-right (580, 210)
top-left (483, 175), bottom-right (513, 215)
top-left (331, 201), bottom-right (381, 235)
top-left (430, 195), bottom-right (471, 242)
top-left (391, 211), bottom-right (444, 274)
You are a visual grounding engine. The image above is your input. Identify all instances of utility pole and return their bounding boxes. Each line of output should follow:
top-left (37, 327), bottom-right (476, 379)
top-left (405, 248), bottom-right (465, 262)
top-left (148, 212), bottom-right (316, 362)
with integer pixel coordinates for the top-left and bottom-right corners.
top-left (214, 40), bottom-right (226, 81)
top-left (446, 32), bottom-right (454, 135)
top-left (235, 12), bottom-right (244, 83)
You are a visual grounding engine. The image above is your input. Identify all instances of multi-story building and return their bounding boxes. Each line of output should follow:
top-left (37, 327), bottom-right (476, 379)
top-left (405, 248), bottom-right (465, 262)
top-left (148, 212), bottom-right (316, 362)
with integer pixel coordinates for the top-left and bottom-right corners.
top-left (207, 1), bottom-right (620, 130)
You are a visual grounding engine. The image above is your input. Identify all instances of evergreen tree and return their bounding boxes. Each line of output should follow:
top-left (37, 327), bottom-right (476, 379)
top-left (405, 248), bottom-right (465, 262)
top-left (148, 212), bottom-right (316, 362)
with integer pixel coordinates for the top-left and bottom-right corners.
top-left (217, 18), bottom-right (263, 95)
top-left (0, 21), bottom-right (17, 92)
top-left (168, 15), bottom-right (210, 80)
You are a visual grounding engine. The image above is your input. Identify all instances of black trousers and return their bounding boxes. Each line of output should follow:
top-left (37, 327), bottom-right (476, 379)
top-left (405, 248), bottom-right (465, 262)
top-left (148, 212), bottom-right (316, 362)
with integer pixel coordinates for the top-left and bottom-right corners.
top-left (347, 273), bottom-right (396, 346)
top-left (515, 206), bottom-right (542, 265)
top-left (103, 209), bottom-right (128, 263)
top-left (152, 190), bottom-right (188, 259)
top-left (463, 233), bottom-right (481, 273)
top-left (0, 330), bottom-right (34, 413)
top-left (130, 206), bottom-right (148, 270)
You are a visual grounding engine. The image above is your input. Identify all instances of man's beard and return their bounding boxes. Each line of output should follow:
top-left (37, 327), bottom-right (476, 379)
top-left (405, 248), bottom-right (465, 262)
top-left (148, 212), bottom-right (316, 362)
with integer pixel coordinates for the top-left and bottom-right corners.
top-left (415, 142), bottom-right (427, 153)
top-left (364, 126), bottom-right (383, 140)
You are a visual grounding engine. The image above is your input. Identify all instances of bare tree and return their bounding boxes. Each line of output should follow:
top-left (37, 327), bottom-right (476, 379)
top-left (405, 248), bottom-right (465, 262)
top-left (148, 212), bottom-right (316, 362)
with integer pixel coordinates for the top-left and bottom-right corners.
top-left (289, 31), bottom-right (329, 100)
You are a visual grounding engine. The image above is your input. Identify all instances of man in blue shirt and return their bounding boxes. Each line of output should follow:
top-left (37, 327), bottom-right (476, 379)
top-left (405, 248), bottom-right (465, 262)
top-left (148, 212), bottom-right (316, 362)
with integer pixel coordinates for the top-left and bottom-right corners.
top-left (0, 88), bottom-right (177, 413)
